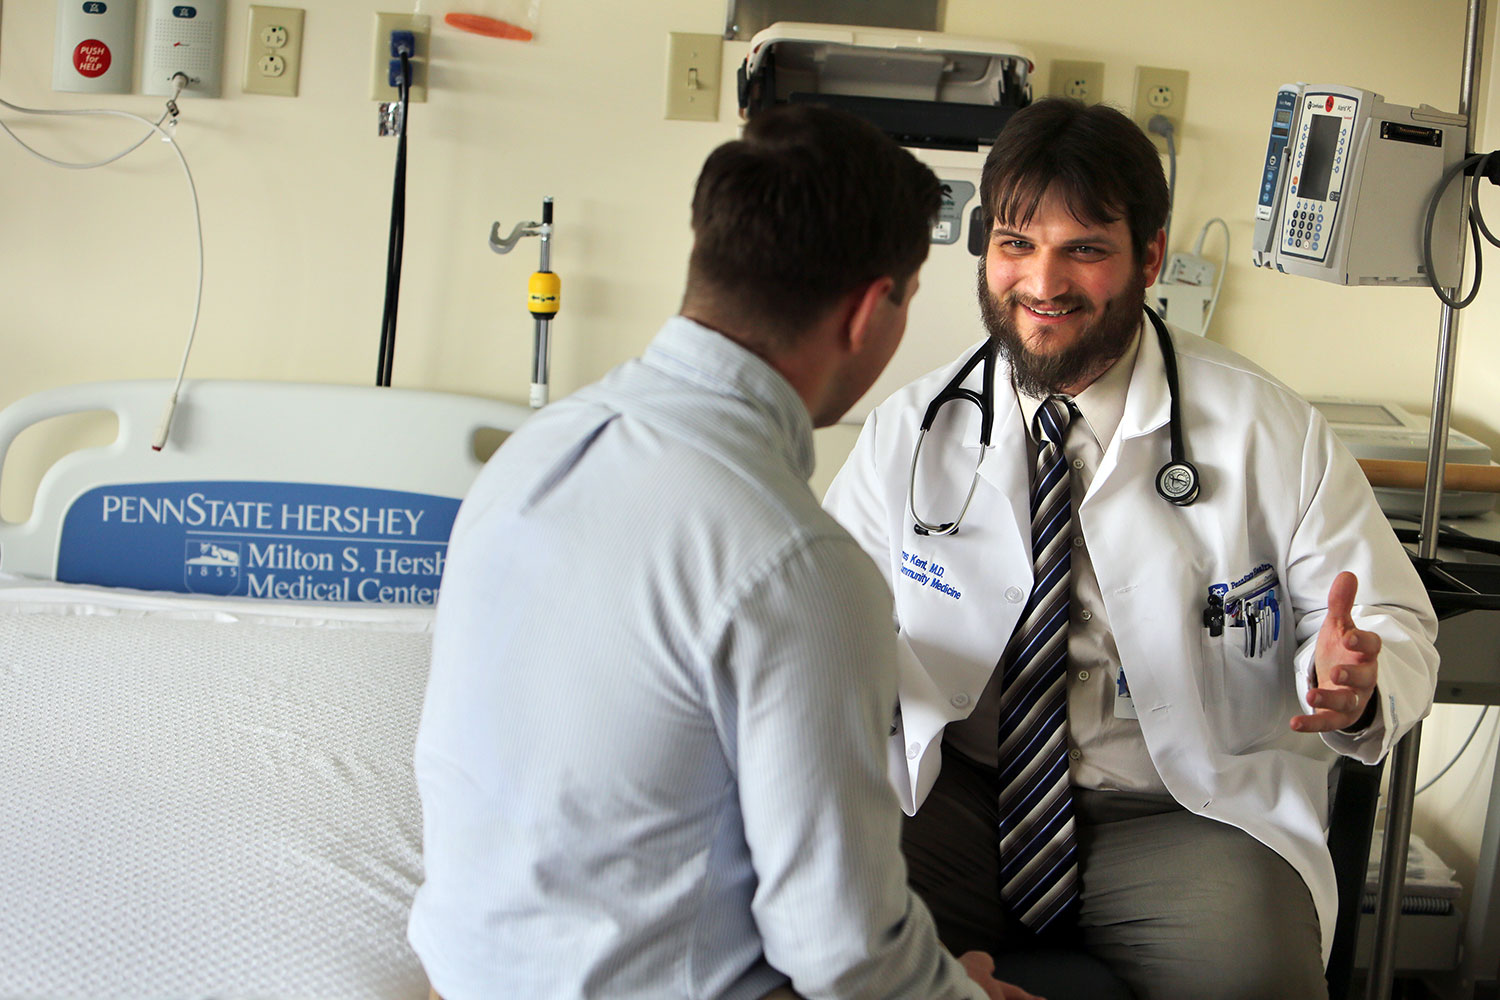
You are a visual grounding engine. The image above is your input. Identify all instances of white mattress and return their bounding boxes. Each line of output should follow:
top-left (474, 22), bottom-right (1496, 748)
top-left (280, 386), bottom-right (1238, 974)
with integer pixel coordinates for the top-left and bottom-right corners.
top-left (0, 576), bottom-right (435, 998)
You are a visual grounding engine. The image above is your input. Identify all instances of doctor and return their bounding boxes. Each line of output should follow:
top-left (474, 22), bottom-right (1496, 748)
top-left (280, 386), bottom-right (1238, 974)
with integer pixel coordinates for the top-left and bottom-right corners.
top-left (824, 98), bottom-right (1439, 1000)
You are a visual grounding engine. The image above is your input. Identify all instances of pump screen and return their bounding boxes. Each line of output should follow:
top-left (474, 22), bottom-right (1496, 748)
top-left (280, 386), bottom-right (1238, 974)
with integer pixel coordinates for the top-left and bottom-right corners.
top-left (1275, 109), bottom-right (1291, 126)
top-left (1300, 113), bottom-right (1340, 202)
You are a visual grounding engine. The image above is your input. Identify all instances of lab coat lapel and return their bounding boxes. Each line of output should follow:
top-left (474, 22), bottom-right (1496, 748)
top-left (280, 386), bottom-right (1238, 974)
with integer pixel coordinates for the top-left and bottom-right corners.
top-left (973, 358), bottom-right (1032, 546)
top-left (894, 347), bottom-right (1031, 746)
top-left (1079, 320), bottom-right (1217, 758)
top-left (1093, 317), bottom-right (1172, 491)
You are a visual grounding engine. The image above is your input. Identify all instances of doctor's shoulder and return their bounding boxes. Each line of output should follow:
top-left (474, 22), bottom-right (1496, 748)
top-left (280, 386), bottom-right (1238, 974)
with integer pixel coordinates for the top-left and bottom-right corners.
top-left (1169, 332), bottom-right (1321, 436)
top-left (864, 340), bottom-right (991, 428)
top-left (843, 345), bottom-right (990, 477)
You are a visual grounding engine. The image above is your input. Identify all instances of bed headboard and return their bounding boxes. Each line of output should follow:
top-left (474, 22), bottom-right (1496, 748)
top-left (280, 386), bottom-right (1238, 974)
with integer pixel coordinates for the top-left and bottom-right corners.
top-left (0, 380), bottom-right (530, 603)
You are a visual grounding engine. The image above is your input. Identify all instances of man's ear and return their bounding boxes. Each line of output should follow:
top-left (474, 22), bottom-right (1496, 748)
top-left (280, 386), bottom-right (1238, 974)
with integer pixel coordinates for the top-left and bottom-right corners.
top-left (843, 275), bottom-right (897, 355)
top-left (1141, 229), bottom-right (1167, 289)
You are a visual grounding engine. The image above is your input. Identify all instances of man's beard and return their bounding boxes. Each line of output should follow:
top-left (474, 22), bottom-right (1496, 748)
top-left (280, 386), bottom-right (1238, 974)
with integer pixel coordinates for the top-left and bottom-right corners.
top-left (977, 258), bottom-right (1145, 398)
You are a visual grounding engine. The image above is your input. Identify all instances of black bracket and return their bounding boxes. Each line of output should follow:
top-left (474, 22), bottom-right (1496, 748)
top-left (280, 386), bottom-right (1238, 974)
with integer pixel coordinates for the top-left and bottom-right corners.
top-left (1463, 151), bottom-right (1500, 184)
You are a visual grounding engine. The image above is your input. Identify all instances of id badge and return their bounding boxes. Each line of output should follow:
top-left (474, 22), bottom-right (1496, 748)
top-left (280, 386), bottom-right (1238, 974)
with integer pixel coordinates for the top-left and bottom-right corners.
top-left (1113, 664), bottom-right (1138, 720)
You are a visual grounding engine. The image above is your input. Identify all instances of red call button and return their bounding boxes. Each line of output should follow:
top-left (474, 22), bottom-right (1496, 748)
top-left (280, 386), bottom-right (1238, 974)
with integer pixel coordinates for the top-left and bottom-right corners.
top-left (73, 40), bottom-right (111, 78)
top-left (1326, 95), bottom-right (1336, 112)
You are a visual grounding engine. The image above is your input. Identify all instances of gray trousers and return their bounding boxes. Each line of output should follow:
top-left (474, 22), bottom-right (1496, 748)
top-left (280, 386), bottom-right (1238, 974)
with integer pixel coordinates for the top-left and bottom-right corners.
top-left (903, 750), bottom-right (1328, 1000)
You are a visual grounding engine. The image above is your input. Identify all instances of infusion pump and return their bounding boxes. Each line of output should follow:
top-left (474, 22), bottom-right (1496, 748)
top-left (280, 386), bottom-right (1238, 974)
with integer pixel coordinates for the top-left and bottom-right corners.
top-left (1252, 84), bottom-right (1467, 286)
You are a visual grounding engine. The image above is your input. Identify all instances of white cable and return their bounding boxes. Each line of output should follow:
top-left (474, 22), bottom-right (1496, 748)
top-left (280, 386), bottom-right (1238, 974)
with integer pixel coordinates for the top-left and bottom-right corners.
top-left (1192, 217), bottom-right (1231, 336)
top-left (0, 75), bottom-right (183, 170)
top-left (1415, 705), bottom-right (1492, 795)
top-left (0, 80), bottom-right (202, 451)
top-left (0, 103), bottom-right (168, 168)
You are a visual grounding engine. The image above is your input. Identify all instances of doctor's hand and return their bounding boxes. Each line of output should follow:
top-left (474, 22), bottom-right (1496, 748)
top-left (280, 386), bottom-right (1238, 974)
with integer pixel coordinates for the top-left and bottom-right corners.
top-left (1292, 571), bottom-right (1381, 734)
top-left (959, 950), bottom-right (1046, 1000)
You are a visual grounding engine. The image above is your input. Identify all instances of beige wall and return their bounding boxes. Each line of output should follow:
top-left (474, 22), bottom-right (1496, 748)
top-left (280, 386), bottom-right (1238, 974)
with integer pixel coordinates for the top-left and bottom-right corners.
top-left (3, 0), bottom-right (1499, 942)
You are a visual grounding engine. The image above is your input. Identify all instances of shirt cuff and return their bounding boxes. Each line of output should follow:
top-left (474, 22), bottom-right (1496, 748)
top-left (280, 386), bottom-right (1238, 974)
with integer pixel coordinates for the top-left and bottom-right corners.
top-left (1338, 685), bottom-right (1380, 736)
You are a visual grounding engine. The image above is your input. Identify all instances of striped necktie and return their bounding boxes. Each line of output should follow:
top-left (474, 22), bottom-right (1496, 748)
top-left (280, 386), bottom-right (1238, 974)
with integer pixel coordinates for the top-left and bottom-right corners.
top-left (996, 394), bottom-right (1079, 931)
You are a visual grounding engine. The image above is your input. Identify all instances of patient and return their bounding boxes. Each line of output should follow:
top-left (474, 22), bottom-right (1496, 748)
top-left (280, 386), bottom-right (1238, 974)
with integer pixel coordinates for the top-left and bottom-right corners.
top-left (407, 105), bottom-right (1036, 999)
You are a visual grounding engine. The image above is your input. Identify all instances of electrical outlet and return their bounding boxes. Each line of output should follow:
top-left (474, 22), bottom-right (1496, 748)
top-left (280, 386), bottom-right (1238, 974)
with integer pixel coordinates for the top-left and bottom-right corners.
top-left (370, 12), bottom-right (429, 103)
top-left (664, 32), bottom-right (721, 121)
top-left (1048, 59), bottom-right (1104, 105)
top-left (1133, 66), bottom-right (1189, 149)
top-left (243, 6), bottom-right (303, 97)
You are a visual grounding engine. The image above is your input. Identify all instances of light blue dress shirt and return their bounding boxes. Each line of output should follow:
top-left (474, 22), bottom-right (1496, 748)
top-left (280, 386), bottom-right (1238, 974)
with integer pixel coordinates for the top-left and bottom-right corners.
top-left (409, 317), bottom-right (983, 1000)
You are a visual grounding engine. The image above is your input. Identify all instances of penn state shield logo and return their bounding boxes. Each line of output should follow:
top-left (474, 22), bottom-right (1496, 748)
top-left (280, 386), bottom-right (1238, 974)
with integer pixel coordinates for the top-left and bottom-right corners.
top-left (184, 540), bottom-right (243, 596)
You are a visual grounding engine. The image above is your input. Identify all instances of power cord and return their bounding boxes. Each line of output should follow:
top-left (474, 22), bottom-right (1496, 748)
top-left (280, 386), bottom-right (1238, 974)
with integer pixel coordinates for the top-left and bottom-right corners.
top-left (375, 34), bottom-right (415, 388)
top-left (1192, 217), bottom-right (1230, 335)
top-left (1148, 114), bottom-right (1176, 265)
top-left (0, 74), bottom-right (203, 450)
top-left (0, 72), bottom-right (185, 168)
top-left (1147, 117), bottom-right (1229, 336)
top-left (1423, 149), bottom-right (1500, 309)
top-left (1415, 705), bottom-right (1492, 795)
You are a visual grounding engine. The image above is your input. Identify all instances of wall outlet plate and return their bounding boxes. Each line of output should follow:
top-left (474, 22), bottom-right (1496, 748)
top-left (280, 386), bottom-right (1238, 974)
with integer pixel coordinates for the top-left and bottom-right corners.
top-left (1049, 59), bottom-right (1104, 105)
top-left (243, 5), bottom-right (303, 97)
top-left (664, 32), bottom-right (721, 121)
top-left (371, 11), bottom-right (429, 102)
top-left (1133, 66), bottom-right (1189, 149)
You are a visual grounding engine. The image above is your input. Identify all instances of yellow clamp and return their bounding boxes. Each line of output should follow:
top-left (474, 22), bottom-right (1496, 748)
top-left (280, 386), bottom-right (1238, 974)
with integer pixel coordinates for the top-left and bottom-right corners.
top-left (528, 270), bottom-right (560, 319)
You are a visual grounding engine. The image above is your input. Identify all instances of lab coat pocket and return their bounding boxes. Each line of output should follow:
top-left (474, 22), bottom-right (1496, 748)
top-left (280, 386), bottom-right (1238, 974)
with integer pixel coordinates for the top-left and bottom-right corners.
top-left (1199, 626), bottom-right (1296, 755)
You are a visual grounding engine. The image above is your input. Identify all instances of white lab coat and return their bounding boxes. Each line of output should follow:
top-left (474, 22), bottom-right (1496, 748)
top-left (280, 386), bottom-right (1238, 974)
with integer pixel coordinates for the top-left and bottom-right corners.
top-left (824, 322), bottom-right (1439, 964)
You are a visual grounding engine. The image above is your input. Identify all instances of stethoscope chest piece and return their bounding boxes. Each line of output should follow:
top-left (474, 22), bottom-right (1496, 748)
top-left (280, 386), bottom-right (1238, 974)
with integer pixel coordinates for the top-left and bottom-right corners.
top-left (1155, 459), bottom-right (1200, 506)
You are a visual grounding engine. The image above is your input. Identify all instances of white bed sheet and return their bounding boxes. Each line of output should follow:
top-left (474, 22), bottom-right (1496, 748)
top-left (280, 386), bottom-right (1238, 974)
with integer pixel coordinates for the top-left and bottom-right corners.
top-left (0, 576), bottom-right (434, 999)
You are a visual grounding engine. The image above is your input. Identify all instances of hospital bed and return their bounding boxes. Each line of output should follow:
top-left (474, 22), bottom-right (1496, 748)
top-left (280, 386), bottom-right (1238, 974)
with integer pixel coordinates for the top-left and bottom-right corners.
top-left (0, 379), bottom-right (530, 998)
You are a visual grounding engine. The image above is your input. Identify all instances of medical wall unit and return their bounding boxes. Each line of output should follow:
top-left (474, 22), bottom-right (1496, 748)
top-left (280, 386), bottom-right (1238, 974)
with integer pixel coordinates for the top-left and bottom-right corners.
top-left (725, 0), bottom-right (939, 39)
top-left (53, 0), bottom-right (137, 94)
top-left (738, 22), bottom-right (1031, 151)
top-left (1252, 83), bottom-right (1466, 287)
top-left (141, 0), bottom-right (225, 97)
top-left (737, 23), bottom-right (1033, 419)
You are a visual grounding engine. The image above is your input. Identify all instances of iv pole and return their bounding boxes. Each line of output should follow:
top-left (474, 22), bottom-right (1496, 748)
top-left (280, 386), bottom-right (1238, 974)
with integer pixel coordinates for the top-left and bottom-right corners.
top-left (1366, 2), bottom-right (1486, 997)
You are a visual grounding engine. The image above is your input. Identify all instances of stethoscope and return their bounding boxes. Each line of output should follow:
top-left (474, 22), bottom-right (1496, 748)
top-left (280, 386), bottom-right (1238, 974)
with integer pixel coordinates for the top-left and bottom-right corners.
top-left (909, 306), bottom-right (1199, 536)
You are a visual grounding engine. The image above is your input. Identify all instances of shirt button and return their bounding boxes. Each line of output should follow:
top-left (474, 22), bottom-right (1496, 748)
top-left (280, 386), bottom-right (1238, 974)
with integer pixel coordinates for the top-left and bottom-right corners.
top-left (1005, 586), bottom-right (1023, 603)
top-left (1072, 458), bottom-right (1085, 470)
top-left (951, 693), bottom-right (971, 708)
top-left (906, 742), bottom-right (921, 760)
top-left (1080, 610), bottom-right (1093, 622)
top-left (1069, 748), bottom-right (1083, 761)
top-left (1072, 536), bottom-right (1084, 548)
top-left (1077, 670), bottom-right (1091, 682)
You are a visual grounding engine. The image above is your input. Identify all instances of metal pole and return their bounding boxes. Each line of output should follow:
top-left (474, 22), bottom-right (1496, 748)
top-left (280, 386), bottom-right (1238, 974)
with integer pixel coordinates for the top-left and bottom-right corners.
top-left (1366, 2), bottom-right (1485, 997)
top-left (530, 197), bottom-right (556, 409)
top-left (1417, 0), bottom-right (1485, 562)
top-left (1366, 724), bottom-right (1424, 1000)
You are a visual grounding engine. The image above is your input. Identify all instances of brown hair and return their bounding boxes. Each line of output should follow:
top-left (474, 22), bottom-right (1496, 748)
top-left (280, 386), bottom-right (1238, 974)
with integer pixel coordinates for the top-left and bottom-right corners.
top-left (685, 104), bottom-right (942, 346)
top-left (981, 98), bottom-right (1168, 261)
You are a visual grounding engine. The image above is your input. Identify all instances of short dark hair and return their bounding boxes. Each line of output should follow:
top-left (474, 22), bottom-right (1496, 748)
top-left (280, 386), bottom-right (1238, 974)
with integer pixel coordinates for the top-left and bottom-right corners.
top-left (685, 104), bottom-right (942, 346)
top-left (980, 98), bottom-right (1168, 261)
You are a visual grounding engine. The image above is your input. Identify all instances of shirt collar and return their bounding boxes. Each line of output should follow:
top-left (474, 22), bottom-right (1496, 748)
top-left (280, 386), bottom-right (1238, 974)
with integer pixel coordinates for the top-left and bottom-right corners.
top-left (1016, 320), bottom-right (1142, 451)
top-left (640, 315), bottom-right (816, 480)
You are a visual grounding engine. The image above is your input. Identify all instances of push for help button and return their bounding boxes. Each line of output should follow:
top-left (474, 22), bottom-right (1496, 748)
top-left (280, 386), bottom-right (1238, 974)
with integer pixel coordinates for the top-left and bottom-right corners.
top-left (73, 40), bottom-right (112, 78)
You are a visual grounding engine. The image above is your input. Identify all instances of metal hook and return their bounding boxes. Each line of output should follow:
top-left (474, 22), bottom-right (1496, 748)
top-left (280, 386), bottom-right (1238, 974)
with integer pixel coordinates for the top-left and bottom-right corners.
top-left (488, 219), bottom-right (541, 255)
